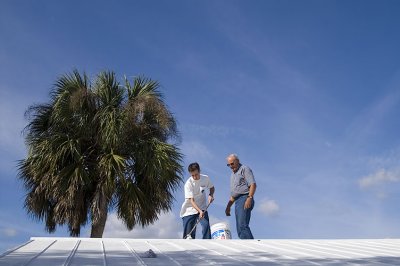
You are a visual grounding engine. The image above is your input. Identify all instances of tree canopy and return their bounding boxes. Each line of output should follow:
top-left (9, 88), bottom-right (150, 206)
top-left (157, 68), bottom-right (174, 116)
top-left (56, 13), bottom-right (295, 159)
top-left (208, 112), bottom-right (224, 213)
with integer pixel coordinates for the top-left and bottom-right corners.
top-left (18, 70), bottom-right (183, 237)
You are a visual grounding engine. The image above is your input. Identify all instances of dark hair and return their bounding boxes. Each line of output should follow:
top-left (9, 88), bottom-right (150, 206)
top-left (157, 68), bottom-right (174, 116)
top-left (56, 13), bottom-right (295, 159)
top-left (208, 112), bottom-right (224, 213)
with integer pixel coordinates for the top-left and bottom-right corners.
top-left (188, 162), bottom-right (200, 172)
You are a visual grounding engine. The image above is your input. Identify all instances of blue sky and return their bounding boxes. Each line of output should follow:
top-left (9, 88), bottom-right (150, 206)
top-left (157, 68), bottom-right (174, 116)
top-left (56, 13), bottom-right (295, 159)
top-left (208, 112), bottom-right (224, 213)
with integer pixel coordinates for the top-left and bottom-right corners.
top-left (1, 0), bottom-right (400, 252)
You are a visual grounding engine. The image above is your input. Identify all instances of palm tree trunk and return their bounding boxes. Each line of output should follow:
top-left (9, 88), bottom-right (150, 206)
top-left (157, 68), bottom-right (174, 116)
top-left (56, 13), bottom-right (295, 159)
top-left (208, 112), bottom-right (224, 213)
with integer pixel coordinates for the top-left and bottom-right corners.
top-left (90, 194), bottom-right (108, 238)
top-left (90, 211), bottom-right (107, 238)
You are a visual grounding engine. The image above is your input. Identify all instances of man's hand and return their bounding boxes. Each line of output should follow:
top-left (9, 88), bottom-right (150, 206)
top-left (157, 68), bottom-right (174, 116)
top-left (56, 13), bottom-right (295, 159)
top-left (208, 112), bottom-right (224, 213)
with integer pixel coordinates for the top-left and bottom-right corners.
top-left (225, 197), bottom-right (234, 216)
top-left (199, 210), bottom-right (204, 219)
top-left (244, 197), bottom-right (252, 209)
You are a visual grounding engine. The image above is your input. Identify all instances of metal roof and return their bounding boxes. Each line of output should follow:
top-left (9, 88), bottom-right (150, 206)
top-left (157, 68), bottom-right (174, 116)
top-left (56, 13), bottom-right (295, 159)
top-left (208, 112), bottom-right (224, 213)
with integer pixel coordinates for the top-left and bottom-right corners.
top-left (1, 238), bottom-right (400, 265)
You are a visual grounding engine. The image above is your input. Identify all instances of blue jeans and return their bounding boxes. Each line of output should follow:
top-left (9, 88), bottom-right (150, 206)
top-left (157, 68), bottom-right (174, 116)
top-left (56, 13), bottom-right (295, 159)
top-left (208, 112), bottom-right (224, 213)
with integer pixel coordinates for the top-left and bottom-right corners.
top-left (182, 211), bottom-right (211, 239)
top-left (235, 194), bottom-right (254, 239)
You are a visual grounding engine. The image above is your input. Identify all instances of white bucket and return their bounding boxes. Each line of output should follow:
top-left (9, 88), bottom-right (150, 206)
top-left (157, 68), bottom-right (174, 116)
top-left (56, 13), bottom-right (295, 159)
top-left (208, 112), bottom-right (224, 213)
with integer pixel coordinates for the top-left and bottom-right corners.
top-left (211, 222), bottom-right (232, 240)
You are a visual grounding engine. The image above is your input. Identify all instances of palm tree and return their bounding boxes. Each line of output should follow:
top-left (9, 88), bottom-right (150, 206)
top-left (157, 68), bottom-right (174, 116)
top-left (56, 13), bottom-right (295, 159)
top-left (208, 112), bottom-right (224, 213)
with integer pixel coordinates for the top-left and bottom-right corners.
top-left (18, 70), bottom-right (183, 237)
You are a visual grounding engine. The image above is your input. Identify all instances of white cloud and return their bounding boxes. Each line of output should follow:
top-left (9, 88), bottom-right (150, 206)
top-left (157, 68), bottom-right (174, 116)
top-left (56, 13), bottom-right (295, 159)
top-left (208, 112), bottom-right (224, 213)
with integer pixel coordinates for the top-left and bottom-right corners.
top-left (366, 147), bottom-right (400, 170)
top-left (325, 141), bottom-right (332, 148)
top-left (0, 89), bottom-right (29, 158)
top-left (0, 227), bottom-right (18, 237)
top-left (257, 198), bottom-right (280, 217)
top-left (181, 140), bottom-right (213, 162)
top-left (0, 90), bottom-right (28, 178)
top-left (103, 211), bottom-right (182, 239)
top-left (0, 115), bottom-right (25, 154)
top-left (184, 124), bottom-right (249, 138)
top-left (344, 80), bottom-right (400, 146)
top-left (359, 169), bottom-right (400, 188)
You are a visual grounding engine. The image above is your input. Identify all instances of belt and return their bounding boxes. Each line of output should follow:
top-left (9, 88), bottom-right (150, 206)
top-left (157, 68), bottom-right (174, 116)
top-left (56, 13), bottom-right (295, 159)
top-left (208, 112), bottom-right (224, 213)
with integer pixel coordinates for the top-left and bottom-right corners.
top-left (234, 193), bottom-right (249, 200)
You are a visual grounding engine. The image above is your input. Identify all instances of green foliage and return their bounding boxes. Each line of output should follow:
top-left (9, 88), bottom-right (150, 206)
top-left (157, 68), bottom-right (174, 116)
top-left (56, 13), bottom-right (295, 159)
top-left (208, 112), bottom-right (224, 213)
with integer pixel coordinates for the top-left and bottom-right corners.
top-left (18, 70), bottom-right (183, 237)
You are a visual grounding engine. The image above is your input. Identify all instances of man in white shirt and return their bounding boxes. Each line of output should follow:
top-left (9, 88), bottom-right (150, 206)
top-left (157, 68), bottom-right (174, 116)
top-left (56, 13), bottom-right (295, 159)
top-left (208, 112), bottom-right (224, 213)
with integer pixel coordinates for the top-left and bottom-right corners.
top-left (180, 162), bottom-right (215, 239)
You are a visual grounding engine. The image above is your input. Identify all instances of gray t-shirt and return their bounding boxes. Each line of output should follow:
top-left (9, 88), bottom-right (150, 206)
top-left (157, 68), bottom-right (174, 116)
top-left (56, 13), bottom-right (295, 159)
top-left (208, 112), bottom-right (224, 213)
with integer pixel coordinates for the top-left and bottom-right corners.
top-left (230, 164), bottom-right (256, 198)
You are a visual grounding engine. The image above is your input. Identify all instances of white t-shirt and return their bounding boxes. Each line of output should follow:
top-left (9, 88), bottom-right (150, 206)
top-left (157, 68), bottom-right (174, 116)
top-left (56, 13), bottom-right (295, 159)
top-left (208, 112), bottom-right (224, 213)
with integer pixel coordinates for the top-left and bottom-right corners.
top-left (180, 174), bottom-right (214, 218)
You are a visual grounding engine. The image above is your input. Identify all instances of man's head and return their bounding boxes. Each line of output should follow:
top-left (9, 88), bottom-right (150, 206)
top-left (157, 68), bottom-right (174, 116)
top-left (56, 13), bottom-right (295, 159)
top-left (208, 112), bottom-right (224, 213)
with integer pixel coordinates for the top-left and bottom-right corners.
top-left (188, 162), bottom-right (201, 180)
top-left (226, 154), bottom-right (240, 172)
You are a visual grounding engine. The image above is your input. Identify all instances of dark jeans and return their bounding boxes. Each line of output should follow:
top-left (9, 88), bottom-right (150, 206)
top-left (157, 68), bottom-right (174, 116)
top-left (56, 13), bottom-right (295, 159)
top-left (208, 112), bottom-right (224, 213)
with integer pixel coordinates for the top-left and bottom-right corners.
top-left (182, 211), bottom-right (211, 239)
top-left (235, 194), bottom-right (254, 239)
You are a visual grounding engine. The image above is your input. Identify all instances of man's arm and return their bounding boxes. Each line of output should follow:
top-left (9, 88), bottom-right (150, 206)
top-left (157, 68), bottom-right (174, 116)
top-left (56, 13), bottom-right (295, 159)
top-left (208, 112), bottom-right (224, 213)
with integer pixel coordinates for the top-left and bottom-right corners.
top-left (208, 186), bottom-right (215, 204)
top-left (244, 183), bottom-right (257, 209)
top-left (225, 196), bottom-right (235, 216)
top-left (190, 198), bottom-right (204, 218)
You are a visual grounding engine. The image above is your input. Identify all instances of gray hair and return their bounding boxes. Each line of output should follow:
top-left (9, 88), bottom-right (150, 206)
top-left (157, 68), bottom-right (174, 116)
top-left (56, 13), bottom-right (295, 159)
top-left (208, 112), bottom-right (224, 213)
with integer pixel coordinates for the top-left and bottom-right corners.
top-left (227, 153), bottom-right (239, 161)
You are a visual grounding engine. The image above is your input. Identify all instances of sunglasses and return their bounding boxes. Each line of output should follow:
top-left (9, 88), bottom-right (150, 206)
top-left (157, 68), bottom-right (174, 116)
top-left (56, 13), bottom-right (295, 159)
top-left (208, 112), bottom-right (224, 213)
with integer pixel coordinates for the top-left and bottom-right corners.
top-left (226, 162), bottom-right (235, 167)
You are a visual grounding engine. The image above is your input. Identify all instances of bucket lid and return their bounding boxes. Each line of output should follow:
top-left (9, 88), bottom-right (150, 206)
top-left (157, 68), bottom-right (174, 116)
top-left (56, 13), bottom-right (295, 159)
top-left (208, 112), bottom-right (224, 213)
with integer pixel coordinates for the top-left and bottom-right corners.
top-left (211, 222), bottom-right (230, 230)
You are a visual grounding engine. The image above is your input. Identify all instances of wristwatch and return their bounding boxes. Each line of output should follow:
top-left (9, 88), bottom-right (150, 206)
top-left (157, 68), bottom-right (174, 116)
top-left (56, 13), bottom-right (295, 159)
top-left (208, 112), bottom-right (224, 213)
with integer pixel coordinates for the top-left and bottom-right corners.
top-left (247, 195), bottom-right (253, 199)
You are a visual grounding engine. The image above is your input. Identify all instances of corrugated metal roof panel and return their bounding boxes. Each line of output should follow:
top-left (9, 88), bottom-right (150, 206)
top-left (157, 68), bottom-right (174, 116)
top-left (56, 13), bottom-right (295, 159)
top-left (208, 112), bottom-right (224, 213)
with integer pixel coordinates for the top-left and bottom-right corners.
top-left (1, 238), bottom-right (399, 265)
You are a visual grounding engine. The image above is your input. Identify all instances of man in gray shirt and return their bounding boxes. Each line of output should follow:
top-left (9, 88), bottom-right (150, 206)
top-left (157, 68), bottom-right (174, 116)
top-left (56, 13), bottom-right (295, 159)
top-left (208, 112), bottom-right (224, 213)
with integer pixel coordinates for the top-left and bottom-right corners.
top-left (225, 154), bottom-right (257, 239)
